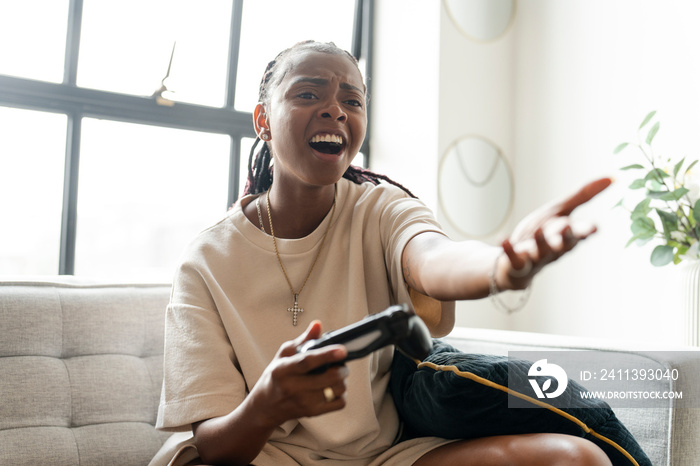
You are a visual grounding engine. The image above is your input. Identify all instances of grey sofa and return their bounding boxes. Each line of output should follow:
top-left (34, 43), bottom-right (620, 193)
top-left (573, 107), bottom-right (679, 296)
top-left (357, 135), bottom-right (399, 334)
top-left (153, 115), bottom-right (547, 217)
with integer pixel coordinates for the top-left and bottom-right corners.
top-left (0, 278), bottom-right (172, 465)
top-left (1, 278), bottom-right (698, 465)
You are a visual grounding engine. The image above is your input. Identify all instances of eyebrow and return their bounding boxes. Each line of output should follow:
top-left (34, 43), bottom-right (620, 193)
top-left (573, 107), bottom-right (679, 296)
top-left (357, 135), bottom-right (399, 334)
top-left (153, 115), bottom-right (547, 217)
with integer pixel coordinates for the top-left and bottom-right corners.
top-left (290, 77), bottom-right (364, 94)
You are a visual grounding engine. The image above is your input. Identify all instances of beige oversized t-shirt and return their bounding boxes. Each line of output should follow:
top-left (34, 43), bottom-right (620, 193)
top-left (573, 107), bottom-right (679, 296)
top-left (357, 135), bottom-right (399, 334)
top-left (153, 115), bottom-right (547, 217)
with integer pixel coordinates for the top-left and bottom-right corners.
top-left (157, 178), bottom-right (453, 465)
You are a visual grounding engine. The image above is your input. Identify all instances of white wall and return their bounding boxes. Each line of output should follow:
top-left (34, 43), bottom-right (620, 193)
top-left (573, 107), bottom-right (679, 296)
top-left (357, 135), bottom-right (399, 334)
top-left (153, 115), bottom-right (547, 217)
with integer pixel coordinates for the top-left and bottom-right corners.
top-left (509, 0), bottom-right (700, 345)
top-left (373, 0), bottom-right (700, 345)
top-left (370, 0), bottom-right (441, 208)
top-left (436, 1), bottom-right (517, 332)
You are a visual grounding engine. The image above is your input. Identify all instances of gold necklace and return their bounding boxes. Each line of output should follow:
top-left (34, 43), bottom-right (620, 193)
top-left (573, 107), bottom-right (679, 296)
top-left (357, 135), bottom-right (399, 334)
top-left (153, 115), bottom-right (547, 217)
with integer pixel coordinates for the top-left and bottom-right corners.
top-left (255, 196), bottom-right (266, 232)
top-left (266, 186), bottom-right (337, 326)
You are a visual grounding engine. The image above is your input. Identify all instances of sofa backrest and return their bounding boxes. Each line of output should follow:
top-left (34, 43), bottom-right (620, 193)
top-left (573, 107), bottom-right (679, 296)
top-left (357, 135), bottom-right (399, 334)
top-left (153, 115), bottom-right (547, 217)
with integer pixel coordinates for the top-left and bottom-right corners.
top-left (0, 278), bottom-right (172, 465)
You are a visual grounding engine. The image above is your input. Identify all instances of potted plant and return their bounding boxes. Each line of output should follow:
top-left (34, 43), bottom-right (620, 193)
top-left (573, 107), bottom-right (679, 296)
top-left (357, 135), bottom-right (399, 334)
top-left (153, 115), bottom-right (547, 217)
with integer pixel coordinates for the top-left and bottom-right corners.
top-left (615, 111), bottom-right (700, 345)
top-left (615, 111), bottom-right (700, 266)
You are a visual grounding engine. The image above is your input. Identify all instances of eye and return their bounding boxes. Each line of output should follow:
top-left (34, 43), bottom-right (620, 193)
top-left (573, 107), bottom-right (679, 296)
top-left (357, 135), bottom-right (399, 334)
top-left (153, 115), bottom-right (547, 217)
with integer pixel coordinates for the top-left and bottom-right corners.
top-left (297, 92), bottom-right (318, 100)
top-left (345, 99), bottom-right (363, 108)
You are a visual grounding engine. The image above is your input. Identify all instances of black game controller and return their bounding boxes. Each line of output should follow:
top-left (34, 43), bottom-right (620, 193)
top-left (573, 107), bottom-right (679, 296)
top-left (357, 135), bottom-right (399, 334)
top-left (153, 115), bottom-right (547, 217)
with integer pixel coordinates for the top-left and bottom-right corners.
top-left (297, 304), bottom-right (433, 373)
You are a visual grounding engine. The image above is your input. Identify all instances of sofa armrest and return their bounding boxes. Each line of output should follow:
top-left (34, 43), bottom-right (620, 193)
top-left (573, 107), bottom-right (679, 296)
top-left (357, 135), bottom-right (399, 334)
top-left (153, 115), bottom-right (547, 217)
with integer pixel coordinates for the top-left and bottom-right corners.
top-left (442, 327), bottom-right (700, 466)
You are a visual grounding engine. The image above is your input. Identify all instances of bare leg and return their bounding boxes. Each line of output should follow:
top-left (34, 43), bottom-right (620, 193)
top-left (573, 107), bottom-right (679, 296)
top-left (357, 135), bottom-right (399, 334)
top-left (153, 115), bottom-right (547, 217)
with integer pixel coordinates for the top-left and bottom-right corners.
top-left (413, 433), bottom-right (612, 466)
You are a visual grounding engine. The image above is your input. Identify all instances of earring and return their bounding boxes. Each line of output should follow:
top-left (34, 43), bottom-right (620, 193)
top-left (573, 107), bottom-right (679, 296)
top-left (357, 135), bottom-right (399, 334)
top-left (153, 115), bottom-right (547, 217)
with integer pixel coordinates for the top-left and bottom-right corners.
top-left (260, 132), bottom-right (270, 141)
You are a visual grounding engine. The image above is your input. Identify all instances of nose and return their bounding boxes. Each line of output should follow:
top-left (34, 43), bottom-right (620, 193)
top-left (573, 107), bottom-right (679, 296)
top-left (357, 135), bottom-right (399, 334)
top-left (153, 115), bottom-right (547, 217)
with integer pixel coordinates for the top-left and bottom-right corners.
top-left (319, 102), bottom-right (347, 122)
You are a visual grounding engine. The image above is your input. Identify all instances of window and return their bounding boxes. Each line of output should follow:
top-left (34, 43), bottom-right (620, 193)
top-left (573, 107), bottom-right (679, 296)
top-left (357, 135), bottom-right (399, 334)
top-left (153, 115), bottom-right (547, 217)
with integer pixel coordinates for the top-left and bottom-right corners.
top-left (74, 119), bottom-right (230, 280)
top-left (0, 1), bottom-right (69, 83)
top-left (0, 108), bottom-right (66, 274)
top-left (0, 0), bottom-right (373, 280)
top-left (77, 0), bottom-right (233, 107)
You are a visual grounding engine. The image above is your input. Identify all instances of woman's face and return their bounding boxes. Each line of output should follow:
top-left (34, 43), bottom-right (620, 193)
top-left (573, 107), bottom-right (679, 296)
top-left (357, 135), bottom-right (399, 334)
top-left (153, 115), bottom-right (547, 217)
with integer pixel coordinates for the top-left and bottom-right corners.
top-left (259, 50), bottom-right (367, 189)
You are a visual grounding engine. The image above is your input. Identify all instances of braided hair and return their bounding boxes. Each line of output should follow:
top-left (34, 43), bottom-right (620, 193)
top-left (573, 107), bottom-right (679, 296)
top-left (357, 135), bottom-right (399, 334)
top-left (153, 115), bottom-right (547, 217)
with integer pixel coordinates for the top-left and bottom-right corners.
top-left (242, 40), bottom-right (416, 199)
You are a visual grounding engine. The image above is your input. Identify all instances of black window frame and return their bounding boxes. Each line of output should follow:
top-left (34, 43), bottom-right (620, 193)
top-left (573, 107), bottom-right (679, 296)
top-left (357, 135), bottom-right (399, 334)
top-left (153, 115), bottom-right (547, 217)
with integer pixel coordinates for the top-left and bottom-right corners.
top-left (0, 0), bottom-right (374, 275)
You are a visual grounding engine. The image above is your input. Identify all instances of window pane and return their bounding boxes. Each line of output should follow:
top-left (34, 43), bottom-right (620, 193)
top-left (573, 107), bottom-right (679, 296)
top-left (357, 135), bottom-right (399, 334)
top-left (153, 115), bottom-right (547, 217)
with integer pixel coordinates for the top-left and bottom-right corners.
top-left (234, 0), bottom-right (357, 112)
top-left (75, 119), bottom-right (230, 281)
top-left (0, 107), bottom-right (66, 274)
top-left (239, 137), bottom-right (256, 199)
top-left (77, 0), bottom-right (233, 107)
top-left (0, 0), bottom-right (69, 83)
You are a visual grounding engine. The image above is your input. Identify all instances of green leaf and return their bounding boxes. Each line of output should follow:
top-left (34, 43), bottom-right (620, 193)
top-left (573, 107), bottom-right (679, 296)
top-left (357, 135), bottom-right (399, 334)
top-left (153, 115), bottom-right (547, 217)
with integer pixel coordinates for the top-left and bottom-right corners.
top-left (613, 142), bottom-right (630, 154)
top-left (655, 208), bottom-right (678, 238)
top-left (637, 236), bottom-right (655, 247)
top-left (686, 159), bottom-right (699, 174)
top-left (620, 164), bottom-right (645, 170)
top-left (645, 168), bottom-right (669, 181)
top-left (625, 233), bottom-right (655, 248)
top-left (630, 198), bottom-right (651, 220)
top-left (631, 216), bottom-right (657, 238)
top-left (646, 121), bottom-right (660, 145)
top-left (625, 235), bottom-right (642, 248)
top-left (650, 244), bottom-right (674, 266)
top-left (693, 199), bottom-right (700, 223)
top-left (629, 179), bottom-right (647, 190)
top-left (648, 179), bottom-right (664, 191)
top-left (676, 244), bottom-right (689, 257)
top-left (647, 188), bottom-right (688, 201)
top-left (673, 157), bottom-right (686, 178)
top-left (639, 110), bottom-right (657, 129)
top-left (658, 187), bottom-right (689, 201)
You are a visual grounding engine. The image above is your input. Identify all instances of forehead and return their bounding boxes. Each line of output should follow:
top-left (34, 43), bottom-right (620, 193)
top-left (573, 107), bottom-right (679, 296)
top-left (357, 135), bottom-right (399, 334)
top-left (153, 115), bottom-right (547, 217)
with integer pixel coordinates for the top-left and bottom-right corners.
top-left (276, 50), bottom-right (365, 92)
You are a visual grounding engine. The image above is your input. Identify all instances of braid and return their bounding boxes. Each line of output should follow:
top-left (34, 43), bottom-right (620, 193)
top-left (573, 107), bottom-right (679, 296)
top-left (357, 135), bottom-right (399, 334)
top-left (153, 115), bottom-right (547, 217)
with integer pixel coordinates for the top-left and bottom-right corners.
top-left (243, 138), bottom-right (273, 196)
top-left (343, 165), bottom-right (417, 198)
top-left (242, 40), bottom-right (415, 200)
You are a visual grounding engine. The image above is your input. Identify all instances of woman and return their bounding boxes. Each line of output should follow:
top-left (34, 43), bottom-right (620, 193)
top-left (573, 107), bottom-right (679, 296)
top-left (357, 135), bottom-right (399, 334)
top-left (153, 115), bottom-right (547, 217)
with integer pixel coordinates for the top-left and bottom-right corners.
top-left (155, 40), bottom-right (623, 465)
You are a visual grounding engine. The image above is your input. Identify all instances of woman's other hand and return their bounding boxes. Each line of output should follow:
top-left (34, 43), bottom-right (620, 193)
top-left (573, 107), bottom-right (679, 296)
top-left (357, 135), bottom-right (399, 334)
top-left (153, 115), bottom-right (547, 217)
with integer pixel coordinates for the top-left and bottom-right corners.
top-left (192, 321), bottom-right (348, 465)
top-left (498, 177), bottom-right (612, 290)
top-left (248, 320), bottom-right (349, 427)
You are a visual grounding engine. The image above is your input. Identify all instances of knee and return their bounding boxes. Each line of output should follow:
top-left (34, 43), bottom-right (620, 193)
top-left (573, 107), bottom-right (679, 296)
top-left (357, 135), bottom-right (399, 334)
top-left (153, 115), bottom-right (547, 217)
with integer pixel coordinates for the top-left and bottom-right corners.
top-left (538, 435), bottom-right (612, 466)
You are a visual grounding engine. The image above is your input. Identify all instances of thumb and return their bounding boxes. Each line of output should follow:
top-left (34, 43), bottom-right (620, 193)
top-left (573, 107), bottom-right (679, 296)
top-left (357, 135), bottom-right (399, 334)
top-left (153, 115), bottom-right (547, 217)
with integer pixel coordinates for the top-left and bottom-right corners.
top-left (278, 320), bottom-right (323, 357)
top-left (299, 319), bottom-right (323, 344)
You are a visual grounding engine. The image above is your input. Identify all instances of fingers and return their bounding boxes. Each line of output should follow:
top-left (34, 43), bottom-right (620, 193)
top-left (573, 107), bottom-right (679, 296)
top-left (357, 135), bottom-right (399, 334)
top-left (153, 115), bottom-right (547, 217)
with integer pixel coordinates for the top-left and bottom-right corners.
top-left (502, 239), bottom-right (523, 269)
top-left (293, 344), bottom-right (348, 375)
top-left (278, 319), bottom-right (349, 376)
top-left (253, 322), bottom-right (351, 424)
top-left (502, 178), bottom-right (608, 289)
top-left (557, 177), bottom-right (612, 216)
top-left (317, 367), bottom-right (349, 408)
top-left (278, 320), bottom-right (324, 358)
top-left (560, 225), bottom-right (577, 252)
top-left (503, 220), bottom-right (597, 286)
top-left (265, 356), bottom-right (349, 420)
top-left (251, 353), bottom-right (349, 425)
top-left (534, 228), bottom-right (555, 260)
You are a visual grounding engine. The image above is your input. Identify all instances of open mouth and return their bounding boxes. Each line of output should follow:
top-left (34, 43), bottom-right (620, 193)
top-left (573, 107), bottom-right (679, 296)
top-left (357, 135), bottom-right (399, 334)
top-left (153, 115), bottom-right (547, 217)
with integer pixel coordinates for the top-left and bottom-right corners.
top-left (309, 134), bottom-right (345, 155)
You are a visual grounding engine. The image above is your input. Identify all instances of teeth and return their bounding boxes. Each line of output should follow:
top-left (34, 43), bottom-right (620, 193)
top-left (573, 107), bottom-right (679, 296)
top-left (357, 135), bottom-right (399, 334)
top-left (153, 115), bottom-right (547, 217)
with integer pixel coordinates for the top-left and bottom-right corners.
top-left (310, 134), bottom-right (343, 144)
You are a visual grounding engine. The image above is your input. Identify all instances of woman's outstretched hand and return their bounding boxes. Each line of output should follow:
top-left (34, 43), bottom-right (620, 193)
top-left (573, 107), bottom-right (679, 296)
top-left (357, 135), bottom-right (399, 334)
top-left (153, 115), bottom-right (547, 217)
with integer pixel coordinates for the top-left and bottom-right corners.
top-left (498, 177), bottom-right (612, 290)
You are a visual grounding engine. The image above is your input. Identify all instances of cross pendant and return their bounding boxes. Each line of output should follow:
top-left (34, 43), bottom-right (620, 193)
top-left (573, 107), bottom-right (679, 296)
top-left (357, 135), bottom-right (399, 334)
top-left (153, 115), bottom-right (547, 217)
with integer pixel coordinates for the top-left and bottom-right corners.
top-left (288, 294), bottom-right (303, 326)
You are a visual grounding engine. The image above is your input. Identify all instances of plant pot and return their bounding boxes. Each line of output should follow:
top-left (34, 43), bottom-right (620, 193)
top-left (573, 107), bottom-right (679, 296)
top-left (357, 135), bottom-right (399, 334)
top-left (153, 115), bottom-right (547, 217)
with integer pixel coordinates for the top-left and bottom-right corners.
top-left (681, 259), bottom-right (700, 346)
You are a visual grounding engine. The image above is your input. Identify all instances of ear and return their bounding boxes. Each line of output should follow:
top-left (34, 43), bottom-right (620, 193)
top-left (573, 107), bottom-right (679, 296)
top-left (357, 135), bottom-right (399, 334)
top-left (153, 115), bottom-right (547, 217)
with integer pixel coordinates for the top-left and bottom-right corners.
top-left (253, 103), bottom-right (269, 136)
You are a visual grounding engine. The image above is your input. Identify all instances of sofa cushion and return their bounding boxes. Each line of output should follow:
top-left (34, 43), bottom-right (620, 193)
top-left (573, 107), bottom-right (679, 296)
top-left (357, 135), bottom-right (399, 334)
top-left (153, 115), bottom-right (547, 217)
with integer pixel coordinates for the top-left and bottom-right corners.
top-left (391, 340), bottom-right (651, 466)
top-left (442, 327), bottom-right (700, 466)
top-left (0, 279), bottom-right (172, 465)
